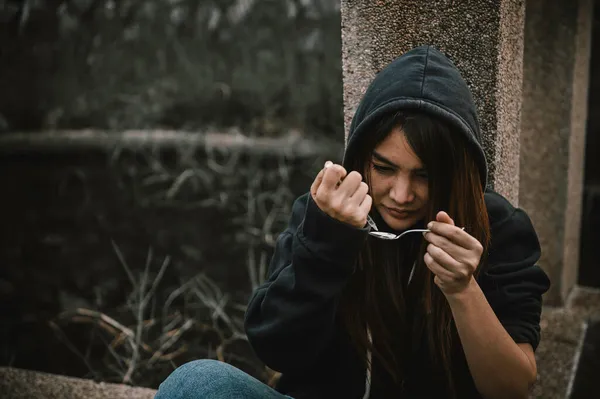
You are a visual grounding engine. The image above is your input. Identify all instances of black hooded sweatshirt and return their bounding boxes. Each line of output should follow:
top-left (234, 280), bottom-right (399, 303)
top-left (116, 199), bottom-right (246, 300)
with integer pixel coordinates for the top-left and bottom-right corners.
top-left (244, 45), bottom-right (551, 398)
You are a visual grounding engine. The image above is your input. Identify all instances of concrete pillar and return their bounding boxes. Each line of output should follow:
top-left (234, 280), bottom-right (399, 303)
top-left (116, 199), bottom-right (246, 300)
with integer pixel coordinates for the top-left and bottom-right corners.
top-left (341, 0), bottom-right (526, 204)
top-left (519, 0), bottom-right (593, 305)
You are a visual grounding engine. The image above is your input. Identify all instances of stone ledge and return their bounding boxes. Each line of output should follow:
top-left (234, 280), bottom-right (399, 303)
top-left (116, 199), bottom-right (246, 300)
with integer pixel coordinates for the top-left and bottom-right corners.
top-left (2, 286), bottom-right (598, 399)
top-left (0, 129), bottom-right (339, 159)
top-left (0, 367), bottom-right (157, 399)
top-left (532, 285), bottom-right (600, 399)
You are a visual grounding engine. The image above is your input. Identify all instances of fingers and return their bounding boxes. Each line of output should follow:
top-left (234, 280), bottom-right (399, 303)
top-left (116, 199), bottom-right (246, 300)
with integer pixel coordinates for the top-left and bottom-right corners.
top-left (424, 252), bottom-right (454, 280)
top-left (338, 171), bottom-right (363, 197)
top-left (423, 231), bottom-right (469, 262)
top-left (428, 220), bottom-right (481, 252)
top-left (311, 161), bottom-right (346, 197)
top-left (359, 192), bottom-right (373, 214)
top-left (426, 243), bottom-right (462, 271)
top-left (311, 161), bottom-right (336, 197)
top-left (349, 180), bottom-right (368, 203)
top-left (436, 211), bottom-right (455, 226)
top-left (310, 168), bottom-right (326, 198)
top-left (320, 163), bottom-right (348, 191)
top-left (425, 219), bottom-right (481, 295)
top-left (311, 161), bottom-right (371, 228)
top-left (317, 161), bottom-right (364, 199)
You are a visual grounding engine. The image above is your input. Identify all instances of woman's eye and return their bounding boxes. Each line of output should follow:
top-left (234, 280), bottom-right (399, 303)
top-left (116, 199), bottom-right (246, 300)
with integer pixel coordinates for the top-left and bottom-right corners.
top-left (373, 164), bottom-right (394, 174)
top-left (415, 171), bottom-right (429, 180)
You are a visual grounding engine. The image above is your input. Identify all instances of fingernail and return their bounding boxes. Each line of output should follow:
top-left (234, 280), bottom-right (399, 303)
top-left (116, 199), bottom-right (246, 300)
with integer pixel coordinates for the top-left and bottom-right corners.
top-left (324, 161), bottom-right (333, 169)
top-left (427, 222), bottom-right (433, 229)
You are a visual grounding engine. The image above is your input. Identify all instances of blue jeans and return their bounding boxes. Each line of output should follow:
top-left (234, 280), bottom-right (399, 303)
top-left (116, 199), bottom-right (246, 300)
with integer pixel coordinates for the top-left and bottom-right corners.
top-left (154, 359), bottom-right (293, 399)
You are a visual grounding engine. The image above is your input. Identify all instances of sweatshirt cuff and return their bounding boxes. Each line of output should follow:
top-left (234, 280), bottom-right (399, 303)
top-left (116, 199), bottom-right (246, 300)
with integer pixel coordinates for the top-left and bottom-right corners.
top-left (503, 322), bottom-right (541, 351)
top-left (297, 194), bottom-right (369, 267)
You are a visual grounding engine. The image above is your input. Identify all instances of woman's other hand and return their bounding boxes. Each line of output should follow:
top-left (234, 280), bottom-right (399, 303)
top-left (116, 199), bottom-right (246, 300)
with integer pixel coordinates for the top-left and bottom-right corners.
top-left (310, 161), bottom-right (373, 229)
top-left (423, 211), bottom-right (484, 296)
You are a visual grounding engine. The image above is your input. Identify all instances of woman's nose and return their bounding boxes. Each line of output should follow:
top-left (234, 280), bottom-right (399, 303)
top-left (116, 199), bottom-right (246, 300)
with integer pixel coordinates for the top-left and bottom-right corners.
top-left (389, 177), bottom-right (415, 205)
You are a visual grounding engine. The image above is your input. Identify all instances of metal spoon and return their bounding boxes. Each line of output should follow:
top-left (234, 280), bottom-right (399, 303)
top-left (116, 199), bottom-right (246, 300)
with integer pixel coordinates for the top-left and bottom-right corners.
top-left (368, 229), bottom-right (431, 240)
top-left (367, 214), bottom-right (465, 240)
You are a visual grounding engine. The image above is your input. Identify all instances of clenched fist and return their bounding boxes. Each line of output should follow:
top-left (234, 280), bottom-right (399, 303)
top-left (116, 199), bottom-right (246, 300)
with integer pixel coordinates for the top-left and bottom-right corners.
top-left (310, 161), bottom-right (373, 229)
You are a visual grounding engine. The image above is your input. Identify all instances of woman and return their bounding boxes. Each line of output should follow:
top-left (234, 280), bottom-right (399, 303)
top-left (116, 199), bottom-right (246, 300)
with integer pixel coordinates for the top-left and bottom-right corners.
top-left (155, 45), bottom-right (550, 399)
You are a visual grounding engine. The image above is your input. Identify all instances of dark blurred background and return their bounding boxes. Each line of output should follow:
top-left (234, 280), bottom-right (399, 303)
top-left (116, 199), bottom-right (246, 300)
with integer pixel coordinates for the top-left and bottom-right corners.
top-left (0, 0), bottom-right (344, 389)
top-left (0, 0), bottom-right (343, 136)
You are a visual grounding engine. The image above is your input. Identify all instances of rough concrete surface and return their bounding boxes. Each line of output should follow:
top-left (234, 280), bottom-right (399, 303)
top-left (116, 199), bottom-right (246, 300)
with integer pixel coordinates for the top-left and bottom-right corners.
top-left (561, 0), bottom-right (593, 302)
top-left (340, 0), bottom-right (525, 204)
top-left (1, 287), bottom-right (597, 398)
top-left (519, 0), bottom-right (592, 305)
top-left (0, 367), bottom-right (157, 399)
top-left (493, 0), bottom-right (526, 206)
top-left (531, 286), bottom-right (600, 398)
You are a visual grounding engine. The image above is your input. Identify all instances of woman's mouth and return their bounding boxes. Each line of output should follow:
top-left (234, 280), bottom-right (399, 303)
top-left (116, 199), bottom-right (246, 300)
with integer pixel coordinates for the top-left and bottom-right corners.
top-left (383, 206), bottom-right (415, 219)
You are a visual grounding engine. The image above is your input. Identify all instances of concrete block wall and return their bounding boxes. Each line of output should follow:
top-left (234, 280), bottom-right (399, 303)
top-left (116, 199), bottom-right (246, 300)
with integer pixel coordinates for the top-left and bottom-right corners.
top-left (341, 0), bottom-right (526, 204)
top-left (520, 0), bottom-right (593, 305)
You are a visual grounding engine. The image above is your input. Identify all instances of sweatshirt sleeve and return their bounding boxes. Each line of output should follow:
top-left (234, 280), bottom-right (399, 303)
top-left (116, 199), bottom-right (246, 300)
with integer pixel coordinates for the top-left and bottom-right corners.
top-left (244, 193), bottom-right (369, 373)
top-left (479, 191), bottom-right (551, 351)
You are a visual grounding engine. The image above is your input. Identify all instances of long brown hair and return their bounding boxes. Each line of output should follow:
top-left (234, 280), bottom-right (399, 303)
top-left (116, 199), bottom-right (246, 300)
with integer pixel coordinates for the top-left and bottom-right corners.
top-left (339, 111), bottom-right (491, 397)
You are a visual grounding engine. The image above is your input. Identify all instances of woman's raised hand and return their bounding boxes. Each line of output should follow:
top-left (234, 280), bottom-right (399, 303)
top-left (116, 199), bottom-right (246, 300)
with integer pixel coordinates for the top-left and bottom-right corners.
top-left (310, 161), bottom-right (372, 229)
top-left (423, 211), bottom-right (484, 296)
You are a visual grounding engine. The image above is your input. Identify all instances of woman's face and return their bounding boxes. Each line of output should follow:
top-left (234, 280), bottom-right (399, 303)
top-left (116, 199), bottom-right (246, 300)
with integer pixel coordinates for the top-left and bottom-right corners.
top-left (367, 127), bottom-right (430, 231)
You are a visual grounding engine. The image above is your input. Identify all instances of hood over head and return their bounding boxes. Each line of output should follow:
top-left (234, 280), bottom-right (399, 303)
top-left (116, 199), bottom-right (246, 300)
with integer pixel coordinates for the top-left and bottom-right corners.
top-left (343, 45), bottom-right (488, 189)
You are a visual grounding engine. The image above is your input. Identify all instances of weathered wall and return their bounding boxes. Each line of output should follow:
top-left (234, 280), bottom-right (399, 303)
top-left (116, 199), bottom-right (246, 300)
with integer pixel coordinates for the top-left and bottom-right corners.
top-left (0, 367), bottom-right (156, 399)
top-left (579, 2), bottom-right (600, 289)
top-left (520, 0), bottom-right (593, 304)
top-left (340, 0), bottom-right (526, 204)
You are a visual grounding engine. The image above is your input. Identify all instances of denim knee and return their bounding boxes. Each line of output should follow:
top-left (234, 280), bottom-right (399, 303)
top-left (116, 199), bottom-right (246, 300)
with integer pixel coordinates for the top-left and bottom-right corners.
top-left (155, 359), bottom-right (239, 399)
